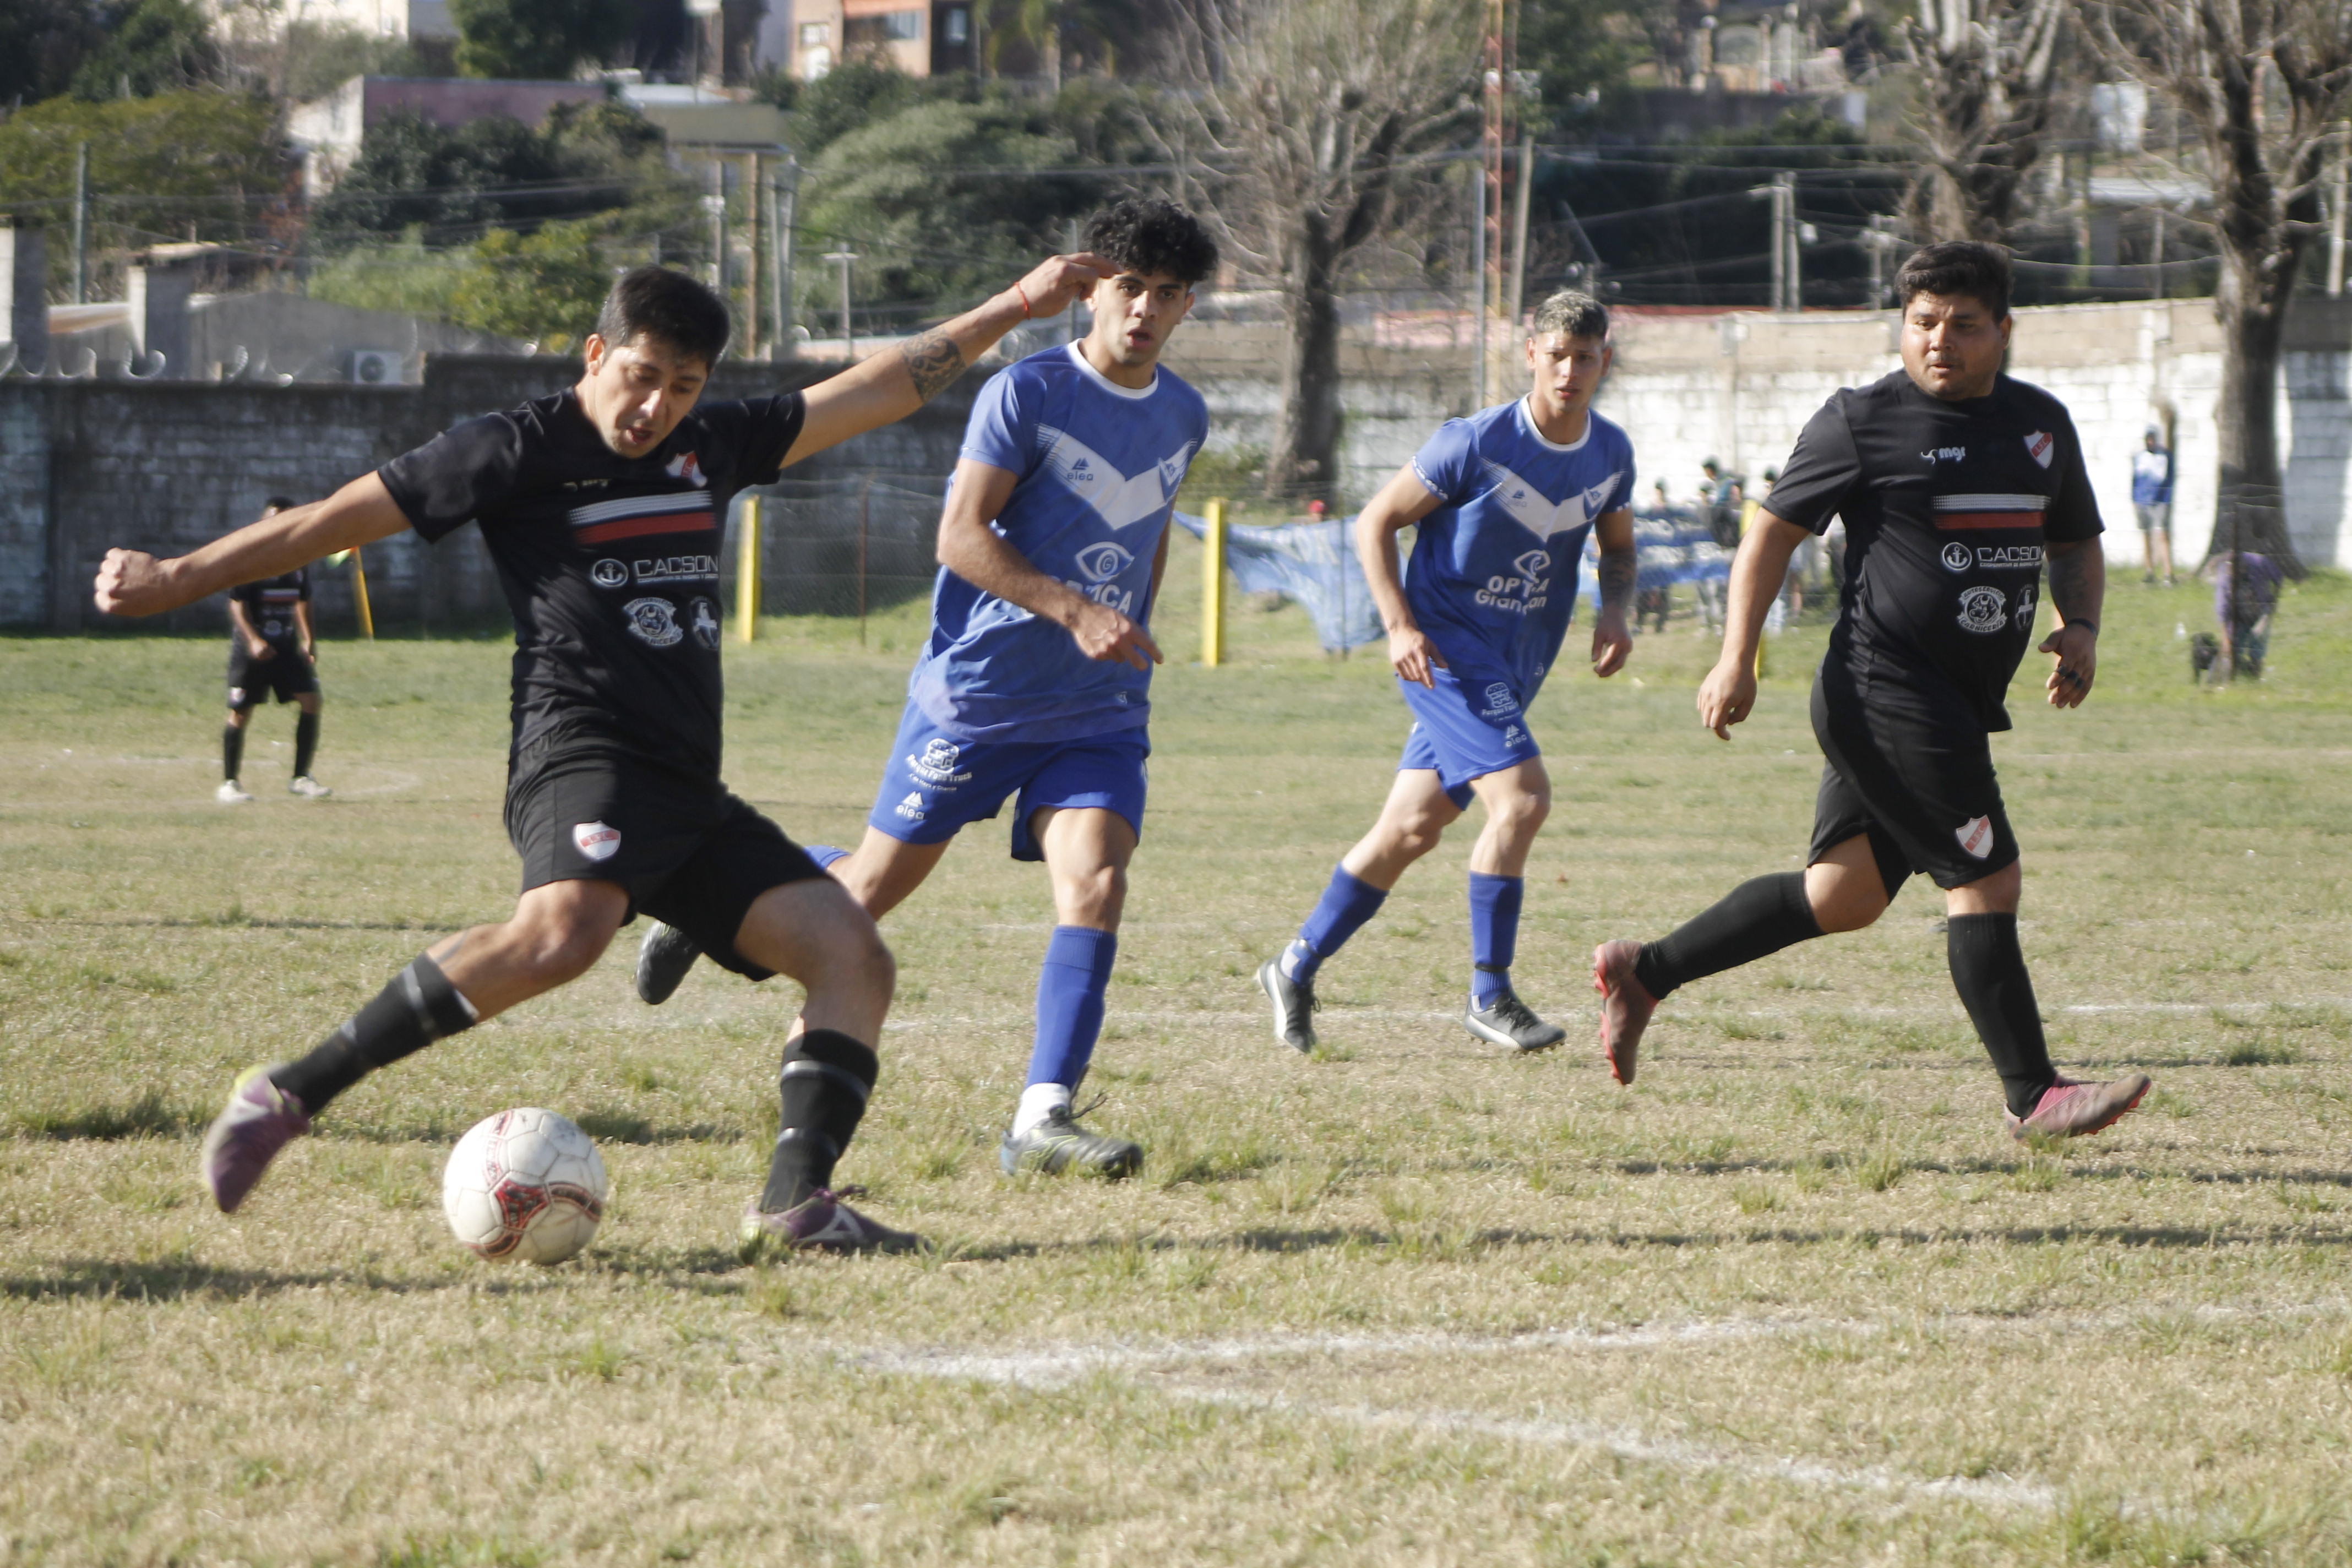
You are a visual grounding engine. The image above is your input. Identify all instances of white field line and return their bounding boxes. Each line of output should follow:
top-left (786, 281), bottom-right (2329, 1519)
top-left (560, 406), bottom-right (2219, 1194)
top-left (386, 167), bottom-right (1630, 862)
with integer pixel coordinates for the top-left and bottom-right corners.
top-left (848, 1318), bottom-right (2060, 1510)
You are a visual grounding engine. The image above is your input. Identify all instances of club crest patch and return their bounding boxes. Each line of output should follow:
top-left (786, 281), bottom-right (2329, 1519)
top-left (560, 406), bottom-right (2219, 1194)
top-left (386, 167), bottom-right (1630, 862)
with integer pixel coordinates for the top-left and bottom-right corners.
top-left (573, 821), bottom-right (622, 862)
top-left (2023, 431), bottom-right (2055, 469)
top-left (1956, 585), bottom-right (2008, 635)
top-left (623, 597), bottom-right (684, 647)
top-left (1955, 815), bottom-right (1994, 860)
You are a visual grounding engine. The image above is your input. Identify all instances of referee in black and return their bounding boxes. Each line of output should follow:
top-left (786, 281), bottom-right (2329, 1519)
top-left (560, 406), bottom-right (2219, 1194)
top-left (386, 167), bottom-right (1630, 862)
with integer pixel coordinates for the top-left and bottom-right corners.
top-left (219, 499), bottom-right (330, 803)
top-left (96, 253), bottom-right (1111, 1255)
top-left (1593, 242), bottom-right (2151, 1141)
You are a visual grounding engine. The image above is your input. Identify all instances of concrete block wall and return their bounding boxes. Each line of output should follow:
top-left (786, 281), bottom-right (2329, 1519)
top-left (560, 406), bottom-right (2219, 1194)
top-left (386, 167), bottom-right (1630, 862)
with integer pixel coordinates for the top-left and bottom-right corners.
top-left (0, 353), bottom-right (983, 631)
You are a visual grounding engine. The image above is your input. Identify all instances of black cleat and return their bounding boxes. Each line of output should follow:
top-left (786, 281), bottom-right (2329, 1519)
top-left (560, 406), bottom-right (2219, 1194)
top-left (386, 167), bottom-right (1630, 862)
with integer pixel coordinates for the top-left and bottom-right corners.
top-left (1257, 957), bottom-right (1319, 1054)
top-left (998, 1106), bottom-right (1144, 1179)
top-left (1462, 988), bottom-right (1567, 1053)
top-left (635, 920), bottom-right (703, 1006)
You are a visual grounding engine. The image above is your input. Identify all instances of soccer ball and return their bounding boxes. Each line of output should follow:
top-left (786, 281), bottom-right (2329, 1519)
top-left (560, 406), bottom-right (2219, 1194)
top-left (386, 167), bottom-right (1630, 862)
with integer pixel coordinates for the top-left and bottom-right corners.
top-left (440, 1108), bottom-right (609, 1265)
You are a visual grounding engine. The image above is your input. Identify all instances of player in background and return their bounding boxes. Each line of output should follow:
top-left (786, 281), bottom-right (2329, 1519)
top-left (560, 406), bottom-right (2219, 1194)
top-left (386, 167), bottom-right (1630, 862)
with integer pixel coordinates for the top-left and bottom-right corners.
top-left (1256, 290), bottom-right (1638, 1056)
top-left (635, 199), bottom-right (1215, 1182)
top-left (1592, 242), bottom-right (2153, 1141)
top-left (94, 254), bottom-right (1111, 1255)
top-left (220, 499), bottom-right (330, 803)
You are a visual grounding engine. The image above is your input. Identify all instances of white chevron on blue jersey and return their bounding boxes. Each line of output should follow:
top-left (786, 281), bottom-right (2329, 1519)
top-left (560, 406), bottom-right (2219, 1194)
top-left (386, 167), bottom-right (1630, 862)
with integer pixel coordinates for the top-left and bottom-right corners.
top-left (1479, 459), bottom-right (1600, 540)
top-left (1037, 424), bottom-right (1195, 531)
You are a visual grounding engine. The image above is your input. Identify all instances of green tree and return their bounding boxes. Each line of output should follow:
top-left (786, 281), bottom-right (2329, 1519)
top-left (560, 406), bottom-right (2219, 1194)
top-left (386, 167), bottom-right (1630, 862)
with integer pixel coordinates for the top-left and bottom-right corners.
top-left (447, 220), bottom-right (612, 349)
top-left (0, 0), bottom-right (109, 105)
top-left (446, 0), bottom-right (632, 80)
top-left (68, 0), bottom-right (219, 99)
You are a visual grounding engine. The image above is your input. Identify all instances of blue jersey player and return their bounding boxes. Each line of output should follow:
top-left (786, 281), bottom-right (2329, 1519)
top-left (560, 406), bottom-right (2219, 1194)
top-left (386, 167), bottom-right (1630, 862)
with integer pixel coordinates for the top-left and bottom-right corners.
top-left (638, 199), bottom-right (1216, 1179)
top-left (1259, 291), bottom-right (1638, 1055)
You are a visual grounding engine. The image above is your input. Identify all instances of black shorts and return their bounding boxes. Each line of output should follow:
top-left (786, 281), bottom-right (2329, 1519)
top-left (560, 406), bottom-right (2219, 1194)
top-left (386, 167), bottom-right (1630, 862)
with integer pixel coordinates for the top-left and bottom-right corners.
top-left (1807, 662), bottom-right (2019, 895)
top-left (504, 741), bottom-right (827, 980)
top-left (226, 643), bottom-right (317, 707)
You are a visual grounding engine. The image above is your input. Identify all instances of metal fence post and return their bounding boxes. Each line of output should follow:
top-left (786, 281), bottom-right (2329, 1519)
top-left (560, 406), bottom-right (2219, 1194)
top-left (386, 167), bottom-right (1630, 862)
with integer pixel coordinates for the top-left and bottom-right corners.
top-left (857, 473), bottom-right (872, 645)
top-left (1202, 497), bottom-right (1227, 667)
top-left (737, 494), bottom-right (761, 642)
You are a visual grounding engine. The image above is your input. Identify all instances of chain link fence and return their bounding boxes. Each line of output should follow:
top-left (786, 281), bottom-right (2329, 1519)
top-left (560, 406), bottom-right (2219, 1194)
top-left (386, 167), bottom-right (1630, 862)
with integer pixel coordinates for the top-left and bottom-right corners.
top-left (729, 472), bottom-right (951, 621)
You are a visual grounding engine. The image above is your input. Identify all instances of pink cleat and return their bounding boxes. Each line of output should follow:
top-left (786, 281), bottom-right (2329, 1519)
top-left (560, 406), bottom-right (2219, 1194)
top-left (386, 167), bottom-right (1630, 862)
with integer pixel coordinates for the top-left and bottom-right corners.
top-left (1592, 939), bottom-right (1656, 1086)
top-left (736, 1189), bottom-right (926, 1261)
top-left (198, 1065), bottom-right (310, 1212)
top-left (2005, 1074), bottom-right (2152, 1141)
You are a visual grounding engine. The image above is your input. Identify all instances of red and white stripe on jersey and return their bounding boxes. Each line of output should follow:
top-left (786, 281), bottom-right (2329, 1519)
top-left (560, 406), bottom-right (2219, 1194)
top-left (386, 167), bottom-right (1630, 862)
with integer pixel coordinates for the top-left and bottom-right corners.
top-left (568, 491), bottom-right (714, 546)
top-left (1930, 493), bottom-right (2046, 531)
top-left (256, 587), bottom-right (303, 606)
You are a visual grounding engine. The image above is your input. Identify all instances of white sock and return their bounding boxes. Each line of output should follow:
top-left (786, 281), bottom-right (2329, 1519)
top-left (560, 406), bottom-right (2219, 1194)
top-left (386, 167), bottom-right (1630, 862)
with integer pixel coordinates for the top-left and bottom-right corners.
top-left (1012, 1082), bottom-right (1071, 1138)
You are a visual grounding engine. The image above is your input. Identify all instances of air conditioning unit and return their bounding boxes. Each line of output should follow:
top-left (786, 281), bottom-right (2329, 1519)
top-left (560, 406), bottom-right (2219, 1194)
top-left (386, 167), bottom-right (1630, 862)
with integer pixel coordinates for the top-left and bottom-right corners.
top-left (350, 349), bottom-right (402, 385)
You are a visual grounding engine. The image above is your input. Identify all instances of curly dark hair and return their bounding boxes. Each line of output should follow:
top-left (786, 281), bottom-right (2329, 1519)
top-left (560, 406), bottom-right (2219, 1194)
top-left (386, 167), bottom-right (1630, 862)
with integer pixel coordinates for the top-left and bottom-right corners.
top-left (595, 266), bottom-right (732, 369)
top-left (1082, 198), bottom-right (1219, 287)
top-left (1894, 241), bottom-right (2012, 320)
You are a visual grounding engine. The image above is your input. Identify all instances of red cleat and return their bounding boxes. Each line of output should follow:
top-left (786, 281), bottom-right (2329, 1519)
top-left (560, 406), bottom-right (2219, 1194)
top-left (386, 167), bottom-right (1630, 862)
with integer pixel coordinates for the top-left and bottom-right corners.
top-left (1592, 939), bottom-right (1656, 1086)
top-left (2005, 1074), bottom-right (2152, 1141)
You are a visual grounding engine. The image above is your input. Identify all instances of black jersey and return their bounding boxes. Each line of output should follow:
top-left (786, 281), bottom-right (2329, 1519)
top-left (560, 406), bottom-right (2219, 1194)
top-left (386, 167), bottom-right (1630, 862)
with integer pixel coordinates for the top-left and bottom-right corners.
top-left (378, 388), bottom-right (805, 777)
top-left (231, 568), bottom-right (309, 647)
top-left (1766, 370), bottom-right (2100, 732)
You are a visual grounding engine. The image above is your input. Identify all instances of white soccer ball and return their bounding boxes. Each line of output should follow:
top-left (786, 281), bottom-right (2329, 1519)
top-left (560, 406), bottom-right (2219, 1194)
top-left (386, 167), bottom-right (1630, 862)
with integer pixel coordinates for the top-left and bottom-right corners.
top-left (441, 1108), bottom-right (609, 1265)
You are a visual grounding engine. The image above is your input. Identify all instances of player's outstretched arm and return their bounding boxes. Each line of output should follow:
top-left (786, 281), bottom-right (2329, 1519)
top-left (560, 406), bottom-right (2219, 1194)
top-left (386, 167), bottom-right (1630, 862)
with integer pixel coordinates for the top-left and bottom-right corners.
top-left (94, 473), bottom-right (412, 620)
top-left (1697, 510), bottom-right (1809, 739)
top-left (2039, 538), bottom-right (2103, 709)
top-left (1590, 507), bottom-right (1636, 678)
top-left (788, 253), bottom-right (1115, 467)
top-left (1355, 465), bottom-right (1447, 688)
top-left (935, 457), bottom-right (1160, 669)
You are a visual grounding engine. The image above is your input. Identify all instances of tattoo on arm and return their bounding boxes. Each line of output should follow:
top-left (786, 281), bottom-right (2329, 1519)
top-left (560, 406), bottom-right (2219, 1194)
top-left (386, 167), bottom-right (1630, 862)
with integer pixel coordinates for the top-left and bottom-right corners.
top-left (2046, 545), bottom-right (2098, 623)
top-left (900, 330), bottom-right (966, 402)
top-left (1597, 547), bottom-right (1637, 617)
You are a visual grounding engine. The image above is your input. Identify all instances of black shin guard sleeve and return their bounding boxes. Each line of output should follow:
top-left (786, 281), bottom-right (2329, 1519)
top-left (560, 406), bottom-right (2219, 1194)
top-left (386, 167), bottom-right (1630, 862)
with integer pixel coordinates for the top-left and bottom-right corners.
top-left (761, 1030), bottom-right (879, 1213)
top-left (223, 724), bottom-right (244, 782)
top-left (1946, 914), bottom-right (2057, 1117)
top-left (294, 711), bottom-right (319, 778)
top-left (1632, 872), bottom-right (1823, 1000)
top-left (270, 954), bottom-right (478, 1114)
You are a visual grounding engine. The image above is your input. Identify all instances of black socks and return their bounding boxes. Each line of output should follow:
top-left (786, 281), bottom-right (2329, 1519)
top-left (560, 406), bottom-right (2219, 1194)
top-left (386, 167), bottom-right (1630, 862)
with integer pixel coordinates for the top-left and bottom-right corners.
top-left (295, 711), bottom-right (319, 778)
top-left (1634, 872), bottom-right (1823, 1000)
top-left (223, 724), bottom-right (244, 782)
top-left (760, 1030), bottom-right (880, 1213)
top-left (1946, 914), bottom-right (2057, 1117)
top-left (270, 954), bottom-right (478, 1114)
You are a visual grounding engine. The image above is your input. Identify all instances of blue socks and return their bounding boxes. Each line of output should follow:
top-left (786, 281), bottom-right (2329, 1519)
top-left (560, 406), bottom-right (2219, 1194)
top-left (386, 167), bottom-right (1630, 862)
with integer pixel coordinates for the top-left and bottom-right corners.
top-left (1026, 925), bottom-right (1118, 1090)
top-left (1282, 865), bottom-right (1388, 983)
top-left (1468, 872), bottom-right (1523, 1007)
top-left (805, 843), bottom-right (850, 871)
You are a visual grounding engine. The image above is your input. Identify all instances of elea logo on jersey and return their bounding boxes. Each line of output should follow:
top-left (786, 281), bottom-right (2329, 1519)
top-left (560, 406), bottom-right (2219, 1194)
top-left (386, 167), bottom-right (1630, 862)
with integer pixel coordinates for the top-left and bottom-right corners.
top-left (1940, 542), bottom-right (1973, 573)
top-left (894, 792), bottom-right (927, 821)
top-left (572, 821), bottom-right (622, 862)
top-left (2023, 432), bottom-right (2055, 469)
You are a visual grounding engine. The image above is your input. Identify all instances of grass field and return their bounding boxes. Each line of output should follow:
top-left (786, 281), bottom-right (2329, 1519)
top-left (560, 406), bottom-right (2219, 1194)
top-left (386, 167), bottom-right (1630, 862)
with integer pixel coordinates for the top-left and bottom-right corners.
top-left (6, 538), bottom-right (2352, 1566)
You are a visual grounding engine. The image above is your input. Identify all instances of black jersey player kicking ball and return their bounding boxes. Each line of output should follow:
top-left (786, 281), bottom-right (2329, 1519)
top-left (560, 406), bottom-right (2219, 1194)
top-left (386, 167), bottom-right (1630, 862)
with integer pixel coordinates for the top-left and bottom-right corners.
top-left (94, 257), bottom-right (1110, 1257)
top-left (1592, 242), bottom-right (2152, 1141)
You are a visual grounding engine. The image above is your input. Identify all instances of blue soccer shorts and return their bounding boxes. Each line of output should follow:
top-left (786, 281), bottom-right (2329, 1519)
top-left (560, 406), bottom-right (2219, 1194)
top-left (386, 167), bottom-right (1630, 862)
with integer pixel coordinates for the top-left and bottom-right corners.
top-left (866, 703), bottom-right (1150, 862)
top-left (1396, 666), bottom-right (1543, 808)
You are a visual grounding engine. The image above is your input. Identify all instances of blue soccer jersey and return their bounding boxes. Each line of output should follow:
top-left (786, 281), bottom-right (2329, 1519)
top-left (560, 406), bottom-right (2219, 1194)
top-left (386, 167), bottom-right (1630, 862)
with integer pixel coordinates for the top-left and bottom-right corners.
top-left (906, 343), bottom-right (1210, 744)
top-left (1404, 398), bottom-right (1637, 702)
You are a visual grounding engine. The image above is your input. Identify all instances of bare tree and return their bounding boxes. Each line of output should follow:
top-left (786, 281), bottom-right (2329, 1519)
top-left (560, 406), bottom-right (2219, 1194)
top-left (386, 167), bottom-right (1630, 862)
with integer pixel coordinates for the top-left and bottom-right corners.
top-left (1902, 0), bottom-right (2070, 240)
top-left (2090, 0), bottom-right (2351, 574)
top-left (1150, 0), bottom-right (1475, 502)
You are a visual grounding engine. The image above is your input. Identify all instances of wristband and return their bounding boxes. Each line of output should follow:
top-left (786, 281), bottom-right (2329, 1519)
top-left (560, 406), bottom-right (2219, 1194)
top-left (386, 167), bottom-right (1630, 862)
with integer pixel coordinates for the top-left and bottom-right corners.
top-left (2069, 619), bottom-right (2098, 636)
top-left (1014, 280), bottom-right (1032, 318)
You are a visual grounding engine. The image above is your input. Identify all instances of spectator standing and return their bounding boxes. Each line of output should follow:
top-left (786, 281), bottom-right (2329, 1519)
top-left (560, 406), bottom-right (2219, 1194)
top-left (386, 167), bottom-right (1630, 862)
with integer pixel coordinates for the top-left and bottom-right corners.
top-left (2210, 551), bottom-right (2282, 678)
top-left (2132, 427), bottom-right (2175, 586)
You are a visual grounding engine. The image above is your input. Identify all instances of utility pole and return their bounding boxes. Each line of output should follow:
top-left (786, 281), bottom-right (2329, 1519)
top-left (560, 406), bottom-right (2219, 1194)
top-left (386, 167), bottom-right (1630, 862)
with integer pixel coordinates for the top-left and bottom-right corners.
top-left (744, 153), bottom-right (763, 358)
top-left (704, 165), bottom-right (727, 300)
top-left (824, 248), bottom-right (857, 357)
top-left (1761, 173), bottom-right (1793, 313)
top-left (71, 142), bottom-right (89, 305)
top-left (1480, 0), bottom-right (1506, 399)
top-left (2328, 128), bottom-right (2347, 298)
top-left (1471, 154), bottom-right (1488, 406)
top-left (1063, 217), bottom-right (1081, 345)
top-left (1509, 132), bottom-right (1534, 331)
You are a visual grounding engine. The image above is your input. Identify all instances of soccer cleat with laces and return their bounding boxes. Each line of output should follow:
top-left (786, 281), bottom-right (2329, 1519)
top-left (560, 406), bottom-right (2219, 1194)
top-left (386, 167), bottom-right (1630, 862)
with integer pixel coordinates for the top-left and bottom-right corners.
top-left (198, 1065), bottom-right (310, 1212)
top-left (736, 1189), bottom-right (925, 1261)
top-left (288, 775), bottom-right (331, 798)
top-left (1257, 956), bottom-right (1318, 1053)
top-left (216, 780), bottom-right (253, 804)
top-left (999, 1104), bottom-right (1144, 1178)
top-left (635, 920), bottom-right (703, 1005)
top-left (2006, 1074), bottom-right (2152, 1141)
top-left (1591, 939), bottom-right (1657, 1085)
top-left (1462, 988), bottom-right (1566, 1053)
